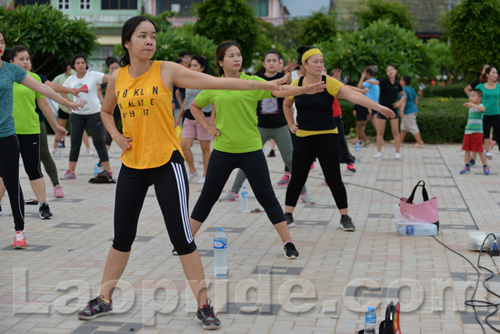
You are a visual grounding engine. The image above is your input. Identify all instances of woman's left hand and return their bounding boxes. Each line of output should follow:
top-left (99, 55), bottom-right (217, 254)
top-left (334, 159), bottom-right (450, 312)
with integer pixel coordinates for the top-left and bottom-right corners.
top-left (54, 125), bottom-right (68, 142)
top-left (379, 106), bottom-right (396, 119)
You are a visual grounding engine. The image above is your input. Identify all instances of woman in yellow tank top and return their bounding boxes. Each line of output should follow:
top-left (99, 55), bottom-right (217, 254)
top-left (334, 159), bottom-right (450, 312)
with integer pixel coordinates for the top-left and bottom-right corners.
top-left (76, 16), bottom-right (301, 329)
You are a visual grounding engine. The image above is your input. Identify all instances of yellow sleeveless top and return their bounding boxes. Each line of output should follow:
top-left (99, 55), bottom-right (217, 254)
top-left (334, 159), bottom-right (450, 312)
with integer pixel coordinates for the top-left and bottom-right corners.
top-left (115, 61), bottom-right (183, 169)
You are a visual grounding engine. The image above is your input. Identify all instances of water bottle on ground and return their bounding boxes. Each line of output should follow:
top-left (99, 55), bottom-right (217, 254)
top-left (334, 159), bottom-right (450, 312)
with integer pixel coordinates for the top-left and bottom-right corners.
top-left (241, 186), bottom-right (249, 213)
top-left (355, 141), bottom-right (361, 164)
top-left (397, 224), bottom-right (437, 236)
top-left (214, 227), bottom-right (227, 278)
top-left (364, 306), bottom-right (376, 334)
top-left (93, 163), bottom-right (100, 177)
top-left (57, 140), bottom-right (64, 159)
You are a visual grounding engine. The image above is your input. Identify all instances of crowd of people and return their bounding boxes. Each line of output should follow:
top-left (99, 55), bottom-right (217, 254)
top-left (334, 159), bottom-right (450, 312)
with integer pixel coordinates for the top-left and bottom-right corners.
top-left (0, 15), bottom-right (498, 330)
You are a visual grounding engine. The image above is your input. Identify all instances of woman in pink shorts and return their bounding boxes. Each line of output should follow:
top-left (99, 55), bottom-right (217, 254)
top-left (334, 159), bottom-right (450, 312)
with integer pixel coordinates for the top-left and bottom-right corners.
top-left (175, 55), bottom-right (213, 184)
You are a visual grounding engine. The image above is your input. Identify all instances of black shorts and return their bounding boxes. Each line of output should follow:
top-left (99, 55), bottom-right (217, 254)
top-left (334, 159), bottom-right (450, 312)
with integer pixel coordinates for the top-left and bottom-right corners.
top-left (58, 109), bottom-right (70, 120)
top-left (354, 104), bottom-right (369, 121)
top-left (377, 106), bottom-right (398, 119)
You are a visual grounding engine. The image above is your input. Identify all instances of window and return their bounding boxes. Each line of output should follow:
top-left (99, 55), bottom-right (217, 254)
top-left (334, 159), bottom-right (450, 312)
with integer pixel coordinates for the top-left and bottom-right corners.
top-left (80, 0), bottom-right (91, 10)
top-left (247, 0), bottom-right (268, 17)
top-left (101, 0), bottom-right (138, 10)
top-left (156, 0), bottom-right (202, 16)
top-left (15, 0), bottom-right (50, 6)
top-left (58, 0), bottom-right (69, 11)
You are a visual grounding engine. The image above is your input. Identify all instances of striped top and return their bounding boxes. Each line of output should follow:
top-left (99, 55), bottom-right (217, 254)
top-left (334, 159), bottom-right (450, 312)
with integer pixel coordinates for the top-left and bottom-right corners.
top-left (465, 104), bottom-right (484, 134)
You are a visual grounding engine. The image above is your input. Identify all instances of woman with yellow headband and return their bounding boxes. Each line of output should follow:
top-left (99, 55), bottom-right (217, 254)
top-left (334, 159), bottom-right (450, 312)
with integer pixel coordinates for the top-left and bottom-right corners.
top-left (283, 46), bottom-right (395, 231)
top-left (189, 40), bottom-right (326, 260)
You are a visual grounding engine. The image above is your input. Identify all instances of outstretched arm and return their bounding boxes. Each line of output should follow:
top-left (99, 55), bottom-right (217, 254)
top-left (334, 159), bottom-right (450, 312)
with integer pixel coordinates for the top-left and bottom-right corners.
top-left (336, 86), bottom-right (395, 118)
top-left (21, 75), bottom-right (80, 110)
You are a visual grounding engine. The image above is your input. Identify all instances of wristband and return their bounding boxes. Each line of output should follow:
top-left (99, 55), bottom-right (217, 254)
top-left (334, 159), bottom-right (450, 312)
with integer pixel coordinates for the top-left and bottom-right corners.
top-left (62, 100), bottom-right (68, 107)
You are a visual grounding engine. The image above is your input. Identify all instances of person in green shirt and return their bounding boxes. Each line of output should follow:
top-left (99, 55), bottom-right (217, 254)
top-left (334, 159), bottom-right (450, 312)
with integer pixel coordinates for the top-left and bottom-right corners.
top-left (474, 66), bottom-right (500, 159)
top-left (189, 40), bottom-right (326, 259)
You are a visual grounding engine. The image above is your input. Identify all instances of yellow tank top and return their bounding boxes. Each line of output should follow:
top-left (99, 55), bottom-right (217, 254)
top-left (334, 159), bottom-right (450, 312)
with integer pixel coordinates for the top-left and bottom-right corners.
top-left (115, 61), bottom-right (183, 169)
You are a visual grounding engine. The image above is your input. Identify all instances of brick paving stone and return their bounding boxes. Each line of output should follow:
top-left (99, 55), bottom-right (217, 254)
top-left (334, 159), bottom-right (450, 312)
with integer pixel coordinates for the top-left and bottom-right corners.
top-left (2, 139), bottom-right (500, 333)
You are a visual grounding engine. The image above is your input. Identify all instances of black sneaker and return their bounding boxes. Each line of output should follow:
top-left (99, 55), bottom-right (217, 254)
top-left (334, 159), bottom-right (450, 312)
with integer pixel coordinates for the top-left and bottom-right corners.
top-left (39, 203), bottom-right (53, 219)
top-left (283, 242), bottom-right (299, 259)
top-left (267, 149), bottom-right (275, 157)
top-left (340, 215), bottom-right (355, 231)
top-left (196, 299), bottom-right (221, 330)
top-left (77, 296), bottom-right (113, 320)
top-left (172, 248), bottom-right (178, 256)
top-left (285, 212), bottom-right (295, 228)
top-left (0, 204), bottom-right (2, 216)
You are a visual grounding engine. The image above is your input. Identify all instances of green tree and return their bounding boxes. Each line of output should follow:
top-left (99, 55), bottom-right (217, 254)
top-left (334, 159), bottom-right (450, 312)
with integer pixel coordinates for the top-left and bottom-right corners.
top-left (442, 0), bottom-right (500, 79)
top-left (194, 0), bottom-right (258, 69)
top-left (298, 9), bottom-right (337, 46)
top-left (0, 4), bottom-right (97, 78)
top-left (355, 0), bottom-right (414, 31)
top-left (319, 20), bottom-right (433, 84)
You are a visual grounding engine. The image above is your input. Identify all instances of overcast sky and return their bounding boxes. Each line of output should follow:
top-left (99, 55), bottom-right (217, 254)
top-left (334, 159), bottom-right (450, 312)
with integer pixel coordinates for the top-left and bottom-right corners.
top-left (283, 0), bottom-right (330, 17)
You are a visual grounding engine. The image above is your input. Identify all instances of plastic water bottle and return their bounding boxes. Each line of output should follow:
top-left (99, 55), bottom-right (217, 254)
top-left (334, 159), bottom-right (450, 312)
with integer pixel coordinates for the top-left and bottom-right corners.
top-left (241, 186), bottom-right (249, 213)
top-left (397, 224), bottom-right (437, 236)
top-left (93, 163), bottom-right (100, 177)
top-left (214, 227), bottom-right (227, 278)
top-left (57, 140), bottom-right (64, 159)
top-left (355, 141), bottom-right (361, 164)
top-left (364, 306), bottom-right (377, 334)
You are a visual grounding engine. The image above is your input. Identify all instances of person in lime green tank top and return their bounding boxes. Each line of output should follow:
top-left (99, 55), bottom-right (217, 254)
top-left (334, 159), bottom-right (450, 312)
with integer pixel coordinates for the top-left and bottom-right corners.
top-left (189, 41), bottom-right (326, 261)
top-left (0, 46), bottom-right (68, 221)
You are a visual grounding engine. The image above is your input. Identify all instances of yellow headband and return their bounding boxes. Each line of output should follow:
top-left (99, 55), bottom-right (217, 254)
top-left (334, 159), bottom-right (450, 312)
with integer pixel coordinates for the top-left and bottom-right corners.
top-left (301, 48), bottom-right (322, 64)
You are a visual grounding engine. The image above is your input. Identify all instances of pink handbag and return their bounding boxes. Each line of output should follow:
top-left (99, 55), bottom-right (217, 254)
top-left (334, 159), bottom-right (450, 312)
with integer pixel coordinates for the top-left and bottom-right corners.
top-left (400, 180), bottom-right (439, 230)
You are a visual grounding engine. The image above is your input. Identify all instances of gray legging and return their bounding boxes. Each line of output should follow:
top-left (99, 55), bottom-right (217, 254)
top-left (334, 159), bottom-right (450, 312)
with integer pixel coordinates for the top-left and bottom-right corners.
top-left (69, 112), bottom-right (108, 163)
top-left (231, 125), bottom-right (307, 194)
top-left (39, 121), bottom-right (59, 187)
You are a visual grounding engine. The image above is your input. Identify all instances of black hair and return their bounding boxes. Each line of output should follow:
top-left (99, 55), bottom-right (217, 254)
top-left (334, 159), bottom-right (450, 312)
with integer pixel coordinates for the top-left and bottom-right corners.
top-left (471, 88), bottom-right (483, 98)
top-left (402, 75), bottom-right (411, 86)
top-left (296, 45), bottom-right (312, 65)
top-left (120, 16), bottom-right (157, 67)
top-left (480, 66), bottom-right (495, 83)
top-left (105, 56), bottom-right (119, 68)
top-left (365, 65), bottom-right (376, 77)
top-left (179, 50), bottom-right (191, 58)
top-left (255, 50), bottom-right (281, 76)
top-left (6, 45), bottom-right (29, 63)
top-left (191, 54), bottom-right (209, 74)
top-left (70, 54), bottom-right (89, 70)
top-left (215, 40), bottom-right (242, 77)
top-left (175, 57), bottom-right (183, 64)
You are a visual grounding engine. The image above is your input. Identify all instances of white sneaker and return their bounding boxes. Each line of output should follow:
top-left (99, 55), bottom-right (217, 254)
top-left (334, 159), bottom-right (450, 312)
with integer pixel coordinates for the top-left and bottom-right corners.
top-left (219, 190), bottom-right (238, 202)
top-left (87, 148), bottom-right (96, 156)
top-left (394, 152), bottom-right (402, 160)
top-left (300, 192), bottom-right (315, 205)
top-left (374, 152), bottom-right (382, 159)
top-left (197, 176), bottom-right (206, 184)
top-left (187, 172), bottom-right (199, 182)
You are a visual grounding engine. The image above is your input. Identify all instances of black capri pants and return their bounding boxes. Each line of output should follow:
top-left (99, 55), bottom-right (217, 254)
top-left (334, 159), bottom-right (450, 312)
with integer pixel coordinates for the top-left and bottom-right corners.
top-left (112, 151), bottom-right (196, 255)
top-left (0, 135), bottom-right (25, 231)
top-left (285, 133), bottom-right (348, 210)
top-left (18, 134), bottom-right (44, 181)
top-left (69, 113), bottom-right (108, 163)
top-left (191, 149), bottom-right (286, 225)
top-left (483, 115), bottom-right (500, 151)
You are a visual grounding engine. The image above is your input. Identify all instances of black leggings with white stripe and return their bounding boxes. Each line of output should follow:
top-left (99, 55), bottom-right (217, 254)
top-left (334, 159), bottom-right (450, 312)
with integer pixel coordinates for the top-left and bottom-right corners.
top-left (112, 151), bottom-right (196, 255)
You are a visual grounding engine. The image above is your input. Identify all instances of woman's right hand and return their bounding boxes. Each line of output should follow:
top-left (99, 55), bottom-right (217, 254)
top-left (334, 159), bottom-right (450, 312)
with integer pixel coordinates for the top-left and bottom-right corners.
top-left (289, 123), bottom-right (298, 134)
top-left (205, 124), bottom-right (220, 138)
top-left (66, 101), bottom-right (81, 111)
top-left (113, 133), bottom-right (133, 156)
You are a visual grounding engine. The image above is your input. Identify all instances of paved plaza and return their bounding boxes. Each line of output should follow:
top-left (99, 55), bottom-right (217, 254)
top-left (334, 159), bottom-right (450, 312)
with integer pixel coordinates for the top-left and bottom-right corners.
top-left (1, 136), bottom-right (500, 334)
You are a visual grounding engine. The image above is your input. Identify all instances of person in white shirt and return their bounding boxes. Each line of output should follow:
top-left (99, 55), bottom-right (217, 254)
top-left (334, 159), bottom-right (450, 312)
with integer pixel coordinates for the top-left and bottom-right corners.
top-left (61, 54), bottom-right (111, 180)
